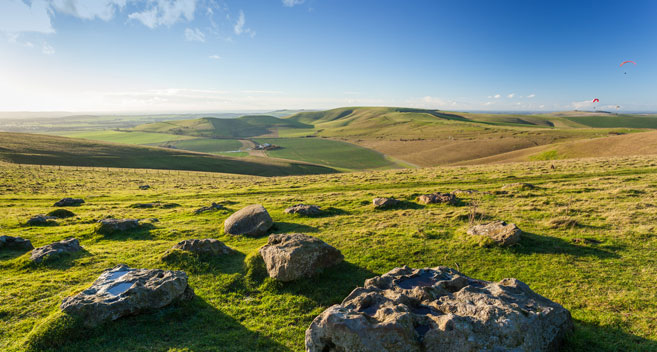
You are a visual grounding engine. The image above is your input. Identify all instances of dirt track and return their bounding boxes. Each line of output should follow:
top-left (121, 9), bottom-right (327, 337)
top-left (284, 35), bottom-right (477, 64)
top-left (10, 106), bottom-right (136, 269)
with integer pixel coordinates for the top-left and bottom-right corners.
top-left (239, 139), bottom-right (267, 157)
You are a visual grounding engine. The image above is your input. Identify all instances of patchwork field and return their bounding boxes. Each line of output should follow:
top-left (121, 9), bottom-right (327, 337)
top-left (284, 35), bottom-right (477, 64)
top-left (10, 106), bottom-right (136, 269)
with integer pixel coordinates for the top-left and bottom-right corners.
top-left (1, 156), bottom-right (656, 351)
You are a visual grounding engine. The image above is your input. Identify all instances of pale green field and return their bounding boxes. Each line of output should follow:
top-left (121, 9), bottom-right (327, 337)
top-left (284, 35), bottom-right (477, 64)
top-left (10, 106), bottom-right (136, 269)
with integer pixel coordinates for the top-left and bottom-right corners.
top-left (61, 131), bottom-right (197, 145)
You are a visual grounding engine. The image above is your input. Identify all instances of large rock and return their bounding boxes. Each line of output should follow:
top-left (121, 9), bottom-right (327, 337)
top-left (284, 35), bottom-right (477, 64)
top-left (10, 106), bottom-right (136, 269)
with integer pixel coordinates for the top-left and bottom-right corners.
top-left (96, 219), bottom-right (141, 235)
top-left (259, 233), bottom-right (343, 282)
top-left (168, 239), bottom-right (233, 256)
top-left (284, 204), bottom-right (322, 216)
top-left (224, 204), bottom-right (273, 236)
top-left (306, 266), bottom-right (572, 352)
top-left (0, 235), bottom-right (34, 251)
top-left (417, 193), bottom-right (458, 205)
top-left (372, 197), bottom-right (400, 209)
top-left (60, 264), bottom-right (194, 327)
top-left (54, 198), bottom-right (85, 207)
top-left (467, 221), bottom-right (522, 246)
top-left (30, 238), bottom-right (82, 263)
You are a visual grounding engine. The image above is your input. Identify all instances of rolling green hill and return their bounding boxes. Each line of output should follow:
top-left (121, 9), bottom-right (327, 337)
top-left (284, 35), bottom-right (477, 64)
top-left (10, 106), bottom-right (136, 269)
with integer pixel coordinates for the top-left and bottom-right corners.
top-left (0, 132), bottom-right (336, 176)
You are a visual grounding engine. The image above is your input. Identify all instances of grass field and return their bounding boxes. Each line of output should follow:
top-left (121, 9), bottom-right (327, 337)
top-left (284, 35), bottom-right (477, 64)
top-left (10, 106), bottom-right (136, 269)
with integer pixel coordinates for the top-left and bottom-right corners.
top-left (0, 132), bottom-right (336, 176)
top-left (254, 137), bottom-right (401, 171)
top-left (561, 114), bottom-right (657, 128)
top-left (60, 131), bottom-right (198, 145)
top-left (0, 156), bottom-right (656, 351)
top-left (162, 138), bottom-right (244, 155)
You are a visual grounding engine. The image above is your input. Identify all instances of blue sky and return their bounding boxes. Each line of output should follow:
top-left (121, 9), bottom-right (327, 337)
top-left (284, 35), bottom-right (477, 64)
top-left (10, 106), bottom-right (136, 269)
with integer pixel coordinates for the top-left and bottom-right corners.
top-left (0, 0), bottom-right (655, 112)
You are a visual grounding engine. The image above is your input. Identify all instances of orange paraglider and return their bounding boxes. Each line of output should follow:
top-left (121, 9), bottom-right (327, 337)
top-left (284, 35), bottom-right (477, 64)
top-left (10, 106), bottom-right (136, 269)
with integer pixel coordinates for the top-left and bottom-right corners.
top-left (620, 60), bottom-right (636, 75)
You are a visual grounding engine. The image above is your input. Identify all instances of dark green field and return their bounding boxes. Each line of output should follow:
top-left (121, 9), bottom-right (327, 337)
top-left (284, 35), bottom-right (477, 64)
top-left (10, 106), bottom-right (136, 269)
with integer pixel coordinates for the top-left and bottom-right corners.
top-left (562, 114), bottom-right (657, 128)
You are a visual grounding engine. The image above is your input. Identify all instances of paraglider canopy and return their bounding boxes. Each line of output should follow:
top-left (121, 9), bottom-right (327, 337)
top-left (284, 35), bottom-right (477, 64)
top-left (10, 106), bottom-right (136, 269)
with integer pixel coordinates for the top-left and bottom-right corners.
top-left (592, 98), bottom-right (600, 103)
top-left (620, 60), bottom-right (636, 67)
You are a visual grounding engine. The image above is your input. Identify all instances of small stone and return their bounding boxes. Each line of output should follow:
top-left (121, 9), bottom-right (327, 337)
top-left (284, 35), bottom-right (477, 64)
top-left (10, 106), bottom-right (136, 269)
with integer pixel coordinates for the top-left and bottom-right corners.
top-left (224, 204), bottom-right (273, 236)
top-left (284, 204), bottom-right (322, 216)
top-left (26, 215), bottom-right (57, 226)
top-left (0, 235), bottom-right (34, 251)
top-left (30, 238), bottom-right (82, 263)
top-left (194, 202), bottom-right (225, 214)
top-left (467, 221), bottom-right (522, 246)
top-left (138, 185), bottom-right (151, 190)
top-left (96, 219), bottom-right (141, 235)
top-left (416, 193), bottom-right (458, 205)
top-left (259, 233), bottom-right (343, 282)
top-left (167, 239), bottom-right (233, 257)
top-left (54, 198), bottom-right (85, 207)
top-left (60, 264), bottom-right (194, 327)
top-left (372, 197), bottom-right (400, 209)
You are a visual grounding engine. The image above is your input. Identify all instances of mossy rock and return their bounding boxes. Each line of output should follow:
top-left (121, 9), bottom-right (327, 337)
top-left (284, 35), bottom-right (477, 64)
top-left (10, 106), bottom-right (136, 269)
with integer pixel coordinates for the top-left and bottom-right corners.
top-left (46, 209), bottom-right (76, 218)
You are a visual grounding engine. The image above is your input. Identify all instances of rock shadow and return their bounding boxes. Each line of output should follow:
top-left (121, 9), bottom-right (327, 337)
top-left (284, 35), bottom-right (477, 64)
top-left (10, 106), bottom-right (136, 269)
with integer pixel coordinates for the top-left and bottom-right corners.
top-left (0, 249), bottom-right (31, 261)
top-left (373, 200), bottom-right (425, 211)
top-left (562, 319), bottom-right (657, 352)
top-left (511, 232), bottom-right (620, 259)
top-left (94, 224), bottom-right (155, 241)
top-left (45, 297), bottom-right (290, 352)
top-left (162, 250), bottom-right (246, 276)
top-left (270, 222), bottom-right (319, 234)
top-left (268, 261), bottom-right (376, 307)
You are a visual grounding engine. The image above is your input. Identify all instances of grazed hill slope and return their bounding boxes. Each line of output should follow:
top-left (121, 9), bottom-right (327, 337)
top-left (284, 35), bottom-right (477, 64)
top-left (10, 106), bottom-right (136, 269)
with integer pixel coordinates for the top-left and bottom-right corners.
top-left (0, 132), bottom-right (336, 176)
top-left (0, 156), bottom-right (656, 351)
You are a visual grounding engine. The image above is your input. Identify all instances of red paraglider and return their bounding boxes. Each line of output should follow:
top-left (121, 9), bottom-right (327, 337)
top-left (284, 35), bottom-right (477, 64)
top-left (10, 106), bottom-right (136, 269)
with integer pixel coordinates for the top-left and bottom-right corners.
top-left (592, 98), bottom-right (599, 103)
top-left (620, 60), bottom-right (636, 67)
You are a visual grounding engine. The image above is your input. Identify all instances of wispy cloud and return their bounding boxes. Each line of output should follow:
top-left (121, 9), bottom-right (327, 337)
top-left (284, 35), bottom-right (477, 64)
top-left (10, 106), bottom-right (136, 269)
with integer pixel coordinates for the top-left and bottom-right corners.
top-left (282, 0), bottom-right (305, 7)
top-left (507, 93), bottom-right (515, 98)
top-left (51, 0), bottom-right (127, 21)
top-left (129, 0), bottom-right (196, 29)
top-left (41, 42), bottom-right (55, 55)
top-left (233, 10), bottom-right (255, 37)
top-left (527, 94), bottom-right (536, 98)
top-left (209, 54), bottom-right (221, 60)
top-left (184, 27), bottom-right (205, 42)
top-left (494, 94), bottom-right (501, 99)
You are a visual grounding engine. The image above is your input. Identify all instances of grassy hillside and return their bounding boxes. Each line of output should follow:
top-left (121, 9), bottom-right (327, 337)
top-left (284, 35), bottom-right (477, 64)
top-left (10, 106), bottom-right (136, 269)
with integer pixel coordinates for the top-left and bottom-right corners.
top-left (253, 137), bottom-right (401, 171)
top-left (162, 138), bottom-right (244, 155)
top-left (0, 132), bottom-right (336, 176)
top-left (133, 115), bottom-right (310, 138)
top-left (561, 114), bottom-right (657, 128)
top-left (60, 131), bottom-right (198, 145)
top-left (0, 157), bottom-right (656, 351)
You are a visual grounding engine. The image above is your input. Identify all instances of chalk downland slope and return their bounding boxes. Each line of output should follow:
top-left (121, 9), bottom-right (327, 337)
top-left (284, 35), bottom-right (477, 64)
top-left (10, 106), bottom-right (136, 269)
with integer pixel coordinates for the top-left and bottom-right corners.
top-left (0, 132), bottom-right (336, 176)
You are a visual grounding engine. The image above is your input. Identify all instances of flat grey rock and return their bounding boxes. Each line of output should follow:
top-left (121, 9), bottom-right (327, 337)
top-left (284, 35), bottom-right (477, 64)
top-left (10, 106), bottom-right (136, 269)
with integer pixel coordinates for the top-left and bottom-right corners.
top-left (54, 198), bottom-right (85, 207)
top-left (30, 238), bottom-right (82, 263)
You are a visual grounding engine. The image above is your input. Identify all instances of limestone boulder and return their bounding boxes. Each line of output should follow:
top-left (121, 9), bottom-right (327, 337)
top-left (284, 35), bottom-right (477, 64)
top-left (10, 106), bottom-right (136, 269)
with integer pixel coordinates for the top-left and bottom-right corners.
top-left (224, 204), bottom-right (273, 236)
top-left (0, 235), bottom-right (34, 251)
top-left (467, 221), bottom-right (522, 246)
top-left (306, 266), bottom-right (572, 352)
top-left (30, 238), bottom-right (82, 263)
top-left (259, 233), bottom-right (343, 282)
top-left (417, 193), bottom-right (458, 205)
top-left (284, 204), bottom-right (322, 216)
top-left (54, 198), bottom-right (85, 207)
top-left (60, 264), bottom-right (194, 327)
top-left (96, 219), bottom-right (141, 235)
top-left (372, 197), bottom-right (400, 209)
top-left (167, 239), bottom-right (233, 256)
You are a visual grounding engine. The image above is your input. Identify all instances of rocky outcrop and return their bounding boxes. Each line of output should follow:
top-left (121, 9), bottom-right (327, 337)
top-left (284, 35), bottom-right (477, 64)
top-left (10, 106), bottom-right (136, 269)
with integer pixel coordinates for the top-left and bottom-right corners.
top-left (417, 193), bottom-right (458, 205)
top-left (224, 204), bottom-right (273, 236)
top-left (259, 233), bottom-right (343, 282)
top-left (194, 202), bottom-right (225, 214)
top-left (30, 238), bottom-right (82, 263)
top-left (0, 235), bottom-right (33, 251)
top-left (54, 198), bottom-right (85, 207)
top-left (96, 219), bottom-right (141, 235)
top-left (306, 266), bottom-right (572, 352)
top-left (166, 239), bottom-right (233, 257)
top-left (60, 264), bottom-right (194, 327)
top-left (284, 204), bottom-right (322, 216)
top-left (467, 221), bottom-right (522, 246)
top-left (372, 197), bottom-right (400, 209)
top-left (26, 215), bottom-right (57, 226)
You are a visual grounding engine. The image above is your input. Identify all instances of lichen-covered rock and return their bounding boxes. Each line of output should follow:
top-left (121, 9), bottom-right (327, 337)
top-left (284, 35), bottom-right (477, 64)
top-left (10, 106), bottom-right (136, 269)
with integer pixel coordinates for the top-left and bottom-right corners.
top-left (224, 204), bottom-right (273, 236)
top-left (306, 266), bottom-right (572, 352)
top-left (284, 204), bottom-right (322, 216)
top-left (54, 198), bottom-right (85, 207)
top-left (96, 219), bottom-right (141, 235)
top-left (416, 193), bottom-right (458, 205)
top-left (467, 221), bottom-right (522, 246)
top-left (26, 215), bottom-right (57, 226)
top-left (0, 235), bottom-right (34, 251)
top-left (194, 202), bottom-right (225, 214)
top-left (30, 238), bottom-right (82, 263)
top-left (259, 233), bottom-right (343, 282)
top-left (60, 264), bottom-right (194, 327)
top-left (372, 197), bottom-right (400, 209)
top-left (166, 239), bottom-right (233, 257)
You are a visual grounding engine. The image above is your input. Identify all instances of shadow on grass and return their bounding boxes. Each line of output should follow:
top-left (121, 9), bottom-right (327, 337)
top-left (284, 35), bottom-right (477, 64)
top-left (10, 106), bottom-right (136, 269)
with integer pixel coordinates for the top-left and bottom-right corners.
top-left (511, 232), bottom-right (620, 259)
top-left (29, 297), bottom-right (290, 352)
top-left (270, 222), bottom-right (318, 234)
top-left (285, 207), bottom-right (350, 218)
top-left (0, 249), bottom-right (31, 261)
top-left (264, 261), bottom-right (375, 307)
top-left (562, 319), bottom-right (657, 352)
top-left (94, 224), bottom-right (155, 241)
top-left (161, 250), bottom-right (246, 275)
top-left (373, 200), bottom-right (425, 211)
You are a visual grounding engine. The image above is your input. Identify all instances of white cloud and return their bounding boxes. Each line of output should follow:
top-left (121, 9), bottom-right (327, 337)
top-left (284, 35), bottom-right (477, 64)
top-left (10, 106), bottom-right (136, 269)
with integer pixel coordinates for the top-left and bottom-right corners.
top-left (282, 0), bottom-right (305, 7)
top-left (129, 0), bottom-right (197, 29)
top-left (0, 0), bottom-right (54, 34)
top-left (184, 27), bottom-right (205, 42)
top-left (527, 94), bottom-right (535, 98)
top-left (507, 93), bottom-right (515, 98)
top-left (209, 54), bottom-right (221, 60)
top-left (494, 94), bottom-right (501, 99)
top-left (571, 100), bottom-right (595, 110)
top-left (51, 0), bottom-right (127, 21)
top-left (42, 42), bottom-right (55, 55)
top-left (233, 10), bottom-right (255, 37)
